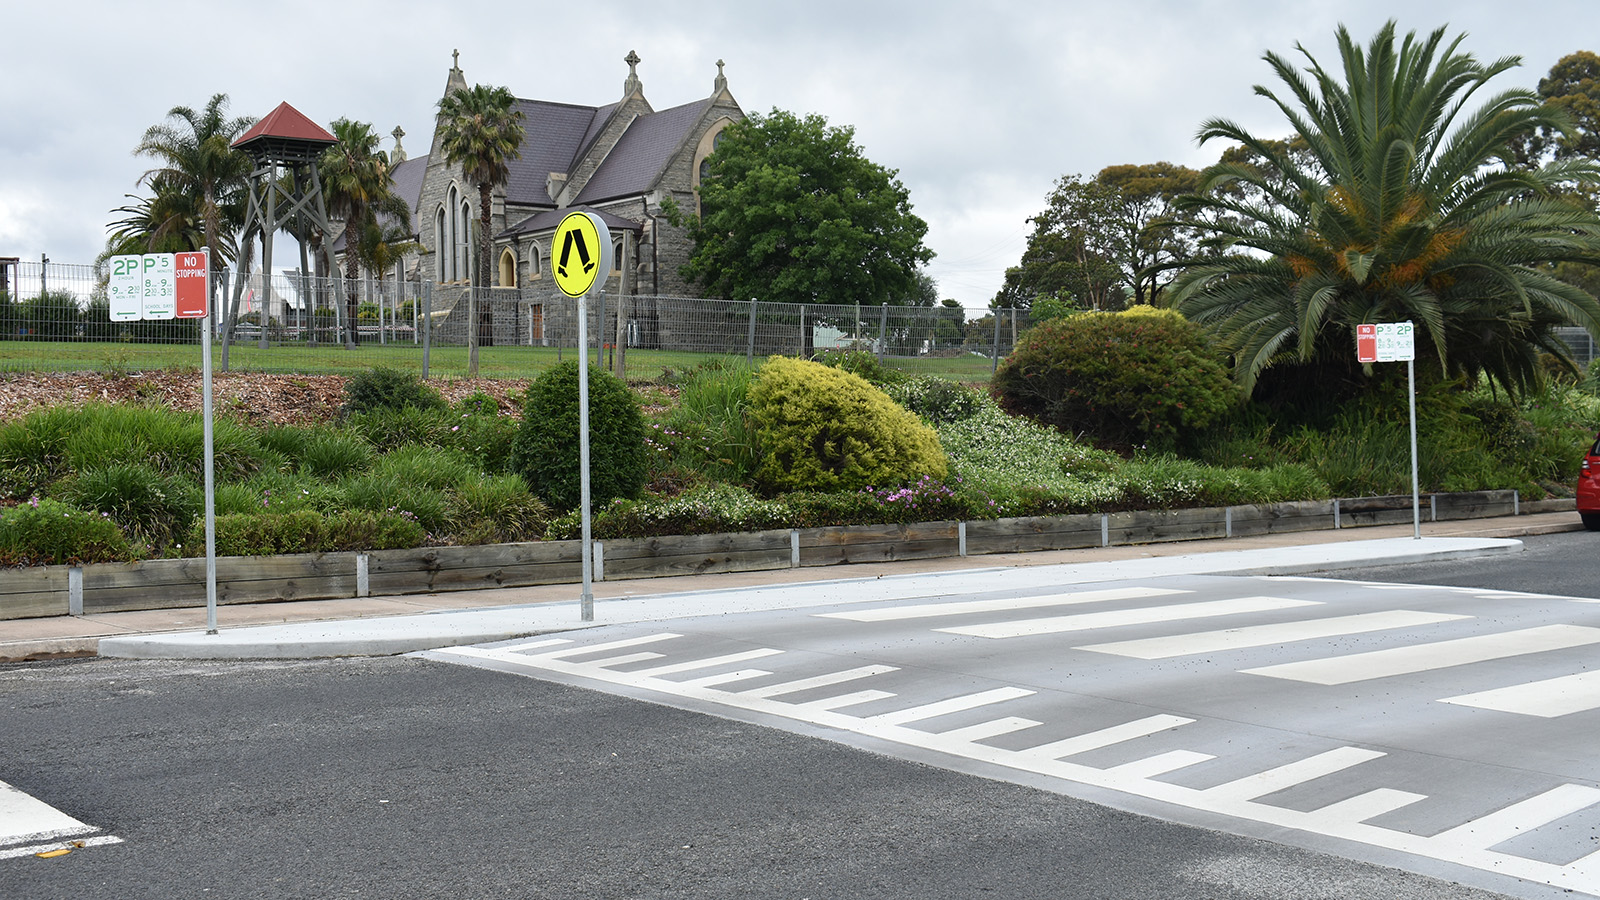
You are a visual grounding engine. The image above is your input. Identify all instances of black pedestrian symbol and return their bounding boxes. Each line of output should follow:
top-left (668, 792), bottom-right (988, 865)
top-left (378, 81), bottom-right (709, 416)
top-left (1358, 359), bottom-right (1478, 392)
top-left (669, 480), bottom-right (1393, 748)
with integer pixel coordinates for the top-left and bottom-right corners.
top-left (558, 228), bottom-right (595, 279)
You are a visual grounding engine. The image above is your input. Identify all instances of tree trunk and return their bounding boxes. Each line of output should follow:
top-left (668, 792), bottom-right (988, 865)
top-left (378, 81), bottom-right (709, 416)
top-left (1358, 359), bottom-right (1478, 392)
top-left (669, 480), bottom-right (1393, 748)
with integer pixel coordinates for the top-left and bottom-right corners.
top-left (345, 241), bottom-right (361, 349)
top-left (478, 182), bottom-right (495, 350)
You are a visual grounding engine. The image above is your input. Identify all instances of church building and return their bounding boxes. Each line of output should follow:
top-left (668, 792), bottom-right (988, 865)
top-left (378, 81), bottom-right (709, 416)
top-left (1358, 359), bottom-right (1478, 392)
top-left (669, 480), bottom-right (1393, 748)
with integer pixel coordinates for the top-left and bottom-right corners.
top-left (389, 51), bottom-right (743, 322)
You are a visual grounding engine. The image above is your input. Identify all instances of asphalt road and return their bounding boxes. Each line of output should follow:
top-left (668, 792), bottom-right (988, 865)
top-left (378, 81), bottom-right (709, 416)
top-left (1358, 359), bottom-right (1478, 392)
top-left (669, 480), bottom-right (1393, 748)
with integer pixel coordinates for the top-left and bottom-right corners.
top-left (1331, 529), bottom-right (1600, 599)
top-left (3, 532), bottom-right (1596, 900)
top-left (0, 655), bottom-right (1506, 899)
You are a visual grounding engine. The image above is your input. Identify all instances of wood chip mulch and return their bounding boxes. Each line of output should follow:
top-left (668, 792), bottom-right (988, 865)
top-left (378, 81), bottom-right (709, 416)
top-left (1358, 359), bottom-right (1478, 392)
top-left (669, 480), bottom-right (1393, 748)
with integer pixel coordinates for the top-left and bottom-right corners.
top-left (0, 371), bottom-right (535, 427)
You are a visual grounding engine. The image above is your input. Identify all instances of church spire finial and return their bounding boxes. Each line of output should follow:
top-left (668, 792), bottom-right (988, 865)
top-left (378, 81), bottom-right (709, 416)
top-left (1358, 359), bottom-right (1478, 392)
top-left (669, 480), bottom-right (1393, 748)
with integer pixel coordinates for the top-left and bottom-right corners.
top-left (452, 48), bottom-right (460, 71)
top-left (714, 59), bottom-right (727, 94)
top-left (623, 49), bottom-right (643, 97)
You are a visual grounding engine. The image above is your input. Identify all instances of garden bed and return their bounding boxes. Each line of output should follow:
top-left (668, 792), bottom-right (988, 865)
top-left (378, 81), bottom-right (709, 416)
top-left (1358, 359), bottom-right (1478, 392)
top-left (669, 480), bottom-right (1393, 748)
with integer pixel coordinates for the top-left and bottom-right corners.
top-left (0, 490), bottom-right (1551, 621)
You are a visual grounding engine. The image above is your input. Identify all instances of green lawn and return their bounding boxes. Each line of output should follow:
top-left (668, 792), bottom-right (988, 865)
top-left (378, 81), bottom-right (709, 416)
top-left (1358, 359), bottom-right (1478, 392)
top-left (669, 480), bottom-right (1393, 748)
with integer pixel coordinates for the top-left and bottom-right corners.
top-left (0, 340), bottom-right (996, 383)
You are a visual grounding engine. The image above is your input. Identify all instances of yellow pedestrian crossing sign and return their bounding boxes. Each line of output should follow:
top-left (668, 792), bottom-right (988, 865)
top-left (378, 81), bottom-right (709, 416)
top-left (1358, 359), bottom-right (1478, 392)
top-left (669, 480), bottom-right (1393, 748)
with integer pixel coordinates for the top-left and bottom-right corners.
top-left (553, 210), bottom-right (613, 298)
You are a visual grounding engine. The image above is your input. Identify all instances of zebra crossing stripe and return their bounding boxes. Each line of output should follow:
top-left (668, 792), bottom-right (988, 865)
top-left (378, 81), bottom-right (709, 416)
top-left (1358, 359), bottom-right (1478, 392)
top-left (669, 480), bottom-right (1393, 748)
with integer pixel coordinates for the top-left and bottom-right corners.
top-left (1242, 625), bottom-right (1600, 685)
top-left (1440, 669), bottom-right (1600, 718)
top-left (818, 587), bottom-right (1188, 622)
top-left (939, 596), bottom-right (1318, 639)
top-left (1432, 784), bottom-right (1600, 851)
top-left (1078, 610), bottom-right (1468, 659)
top-left (1201, 747), bottom-right (1386, 802)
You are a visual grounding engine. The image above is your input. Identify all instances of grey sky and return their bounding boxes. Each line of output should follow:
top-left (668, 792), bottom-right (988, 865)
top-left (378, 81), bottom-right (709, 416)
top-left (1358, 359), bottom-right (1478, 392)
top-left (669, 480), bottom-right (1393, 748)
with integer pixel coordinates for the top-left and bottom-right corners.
top-left (1, 1), bottom-right (1591, 311)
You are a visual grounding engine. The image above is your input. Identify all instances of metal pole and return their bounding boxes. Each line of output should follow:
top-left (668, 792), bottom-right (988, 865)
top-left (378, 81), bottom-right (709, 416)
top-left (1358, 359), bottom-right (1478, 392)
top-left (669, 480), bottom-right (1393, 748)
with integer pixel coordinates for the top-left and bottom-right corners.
top-left (746, 298), bottom-right (757, 364)
top-left (1409, 357), bottom-right (1420, 540)
top-left (422, 282), bottom-right (431, 379)
top-left (202, 248), bottom-right (219, 634)
top-left (991, 309), bottom-right (1002, 374)
top-left (877, 302), bottom-right (889, 361)
top-left (578, 288), bottom-right (594, 622)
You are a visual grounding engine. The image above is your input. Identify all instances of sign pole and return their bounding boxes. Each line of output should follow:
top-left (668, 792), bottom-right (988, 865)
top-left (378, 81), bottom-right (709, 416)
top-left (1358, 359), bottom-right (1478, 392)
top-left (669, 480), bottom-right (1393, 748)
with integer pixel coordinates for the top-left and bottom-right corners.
top-left (1408, 357), bottom-right (1420, 540)
top-left (202, 248), bottom-right (219, 632)
top-left (551, 211), bottom-right (613, 623)
top-left (577, 287), bottom-right (594, 621)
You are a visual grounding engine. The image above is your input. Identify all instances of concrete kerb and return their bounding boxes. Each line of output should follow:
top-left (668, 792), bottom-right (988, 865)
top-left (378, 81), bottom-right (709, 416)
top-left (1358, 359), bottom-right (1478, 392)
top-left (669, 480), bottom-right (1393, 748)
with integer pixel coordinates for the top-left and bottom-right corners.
top-left (92, 536), bottom-right (1524, 661)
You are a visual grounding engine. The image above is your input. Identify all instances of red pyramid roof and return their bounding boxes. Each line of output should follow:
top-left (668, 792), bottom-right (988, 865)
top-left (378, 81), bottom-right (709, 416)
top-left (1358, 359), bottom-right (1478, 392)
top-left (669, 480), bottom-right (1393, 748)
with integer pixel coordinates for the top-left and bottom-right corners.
top-left (232, 102), bottom-right (336, 149)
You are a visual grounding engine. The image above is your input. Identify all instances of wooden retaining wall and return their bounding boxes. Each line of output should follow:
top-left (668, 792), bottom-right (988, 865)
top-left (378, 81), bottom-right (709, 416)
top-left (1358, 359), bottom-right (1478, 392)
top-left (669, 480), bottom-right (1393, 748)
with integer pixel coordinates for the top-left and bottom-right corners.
top-left (0, 489), bottom-right (1559, 621)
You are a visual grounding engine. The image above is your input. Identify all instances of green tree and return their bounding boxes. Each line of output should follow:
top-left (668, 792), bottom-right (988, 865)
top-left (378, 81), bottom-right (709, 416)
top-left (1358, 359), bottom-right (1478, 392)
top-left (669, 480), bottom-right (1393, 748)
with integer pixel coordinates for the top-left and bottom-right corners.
top-left (133, 93), bottom-right (254, 265)
top-left (1515, 50), bottom-right (1600, 164)
top-left (679, 109), bottom-right (933, 307)
top-left (996, 164), bottom-right (1198, 312)
top-left (1098, 162), bottom-right (1200, 305)
top-left (1161, 22), bottom-right (1600, 399)
top-left (437, 84), bottom-right (525, 374)
top-left (103, 185), bottom-right (206, 257)
top-left (323, 118), bottom-right (412, 347)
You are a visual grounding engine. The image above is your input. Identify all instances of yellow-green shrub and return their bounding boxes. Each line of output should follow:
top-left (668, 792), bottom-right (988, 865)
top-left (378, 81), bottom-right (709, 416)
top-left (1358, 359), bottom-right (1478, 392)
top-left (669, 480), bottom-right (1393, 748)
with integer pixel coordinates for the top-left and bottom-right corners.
top-left (747, 357), bottom-right (947, 494)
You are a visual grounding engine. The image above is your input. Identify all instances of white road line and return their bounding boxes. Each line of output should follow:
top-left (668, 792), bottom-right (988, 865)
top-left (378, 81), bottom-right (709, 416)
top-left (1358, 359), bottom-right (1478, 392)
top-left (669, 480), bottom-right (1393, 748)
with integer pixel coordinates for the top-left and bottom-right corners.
top-left (0, 779), bottom-right (94, 847)
top-left (0, 835), bottom-right (123, 860)
top-left (1014, 714), bottom-right (1195, 760)
top-left (531, 633), bottom-right (682, 660)
top-left (864, 687), bottom-right (1035, 726)
top-left (1105, 750), bottom-right (1215, 778)
top-left (1441, 669), bottom-right (1600, 718)
top-left (940, 596), bottom-right (1319, 639)
top-left (673, 669), bottom-right (773, 689)
top-left (495, 637), bottom-right (573, 654)
top-left (935, 716), bottom-right (1042, 743)
top-left (1242, 625), bottom-right (1600, 685)
top-left (739, 665), bottom-right (898, 699)
top-left (582, 651), bottom-right (665, 669)
top-left (1310, 788), bottom-right (1428, 825)
top-left (627, 648), bottom-right (784, 678)
top-left (790, 689), bottom-right (897, 712)
top-left (1433, 784), bottom-right (1600, 850)
top-left (818, 587), bottom-right (1188, 622)
top-left (1079, 611), bottom-right (1469, 659)
top-left (1202, 747), bottom-right (1386, 802)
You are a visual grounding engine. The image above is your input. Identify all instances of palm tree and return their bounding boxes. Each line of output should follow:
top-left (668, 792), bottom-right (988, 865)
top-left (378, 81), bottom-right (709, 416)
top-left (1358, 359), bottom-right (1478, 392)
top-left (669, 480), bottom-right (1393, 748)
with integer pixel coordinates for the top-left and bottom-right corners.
top-left (134, 94), bottom-right (254, 263)
top-left (1160, 22), bottom-right (1600, 399)
top-left (105, 181), bottom-right (208, 257)
top-left (437, 83), bottom-right (524, 375)
top-left (322, 118), bottom-right (411, 347)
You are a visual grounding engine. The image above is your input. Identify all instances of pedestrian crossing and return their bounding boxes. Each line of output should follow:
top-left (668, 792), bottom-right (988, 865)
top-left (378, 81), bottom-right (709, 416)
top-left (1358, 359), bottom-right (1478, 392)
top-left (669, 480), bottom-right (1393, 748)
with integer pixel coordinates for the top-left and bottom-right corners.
top-left (0, 779), bottom-right (120, 861)
top-left (430, 575), bottom-right (1600, 898)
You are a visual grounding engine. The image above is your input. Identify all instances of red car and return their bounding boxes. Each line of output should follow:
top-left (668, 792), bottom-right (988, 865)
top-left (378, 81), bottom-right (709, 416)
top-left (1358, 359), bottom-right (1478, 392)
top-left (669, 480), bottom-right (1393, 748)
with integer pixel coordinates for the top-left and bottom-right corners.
top-left (1580, 433), bottom-right (1600, 530)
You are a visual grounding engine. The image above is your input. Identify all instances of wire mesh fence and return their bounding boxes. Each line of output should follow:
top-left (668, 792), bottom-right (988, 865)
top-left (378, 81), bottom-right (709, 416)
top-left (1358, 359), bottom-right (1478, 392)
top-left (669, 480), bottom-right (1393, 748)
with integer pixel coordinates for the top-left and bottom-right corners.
top-left (0, 258), bottom-right (1029, 382)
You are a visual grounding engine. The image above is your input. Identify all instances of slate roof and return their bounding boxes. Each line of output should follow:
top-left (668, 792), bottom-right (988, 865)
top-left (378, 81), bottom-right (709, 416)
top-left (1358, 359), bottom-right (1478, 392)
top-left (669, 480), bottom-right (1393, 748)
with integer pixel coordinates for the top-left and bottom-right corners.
top-left (500, 207), bottom-right (642, 239)
top-left (575, 98), bottom-right (711, 205)
top-left (389, 155), bottom-right (429, 231)
top-left (502, 100), bottom-right (615, 207)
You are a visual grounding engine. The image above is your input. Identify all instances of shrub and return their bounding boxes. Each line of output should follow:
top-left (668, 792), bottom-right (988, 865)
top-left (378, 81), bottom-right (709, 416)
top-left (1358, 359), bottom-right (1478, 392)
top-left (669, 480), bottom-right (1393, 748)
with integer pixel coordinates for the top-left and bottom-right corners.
top-left (884, 377), bottom-right (983, 425)
top-left (343, 367), bottom-right (446, 415)
top-left (994, 309), bottom-right (1237, 450)
top-left (0, 404), bottom-right (266, 484)
top-left (339, 472), bottom-right (450, 535)
top-left (0, 497), bottom-right (134, 566)
top-left (193, 509), bottom-right (425, 556)
top-left (585, 483), bottom-right (789, 539)
top-left (446, 474), bottom-right (551, 545)
top-left (659, 359), bottom-right (761, 483)
top-left (511, 361), bottom-right (647, 510)
top-left (296, 429), bottom-right (375, 479)
top-left (812, 349), bottom-right (909, 387)
top-left (784, 477), bottom-right (991, 527)
top-left (454, 391), bottom-right (503, 417)
top-left (53, 463), bottom-right (202, 550)
top-left (747, 357), bottom-right (947, 494)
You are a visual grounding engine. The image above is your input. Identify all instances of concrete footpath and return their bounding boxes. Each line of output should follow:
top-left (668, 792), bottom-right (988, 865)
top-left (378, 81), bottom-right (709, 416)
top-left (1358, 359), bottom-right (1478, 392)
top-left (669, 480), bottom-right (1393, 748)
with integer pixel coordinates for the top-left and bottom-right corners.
top-left (0, 510), bottom-right (1582, 663)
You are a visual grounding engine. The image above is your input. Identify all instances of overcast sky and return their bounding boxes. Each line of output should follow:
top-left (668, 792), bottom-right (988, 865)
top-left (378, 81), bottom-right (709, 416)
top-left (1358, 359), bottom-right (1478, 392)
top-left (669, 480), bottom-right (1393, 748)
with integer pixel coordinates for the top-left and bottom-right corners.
top-left (2, 1), bottom-right (1593, 312)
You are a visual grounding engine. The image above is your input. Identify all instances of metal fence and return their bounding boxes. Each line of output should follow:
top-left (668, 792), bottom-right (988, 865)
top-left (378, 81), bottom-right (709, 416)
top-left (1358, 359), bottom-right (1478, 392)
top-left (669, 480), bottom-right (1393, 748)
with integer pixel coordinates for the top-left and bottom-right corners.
top-left (0, 258), bottom-right (1029, 381)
